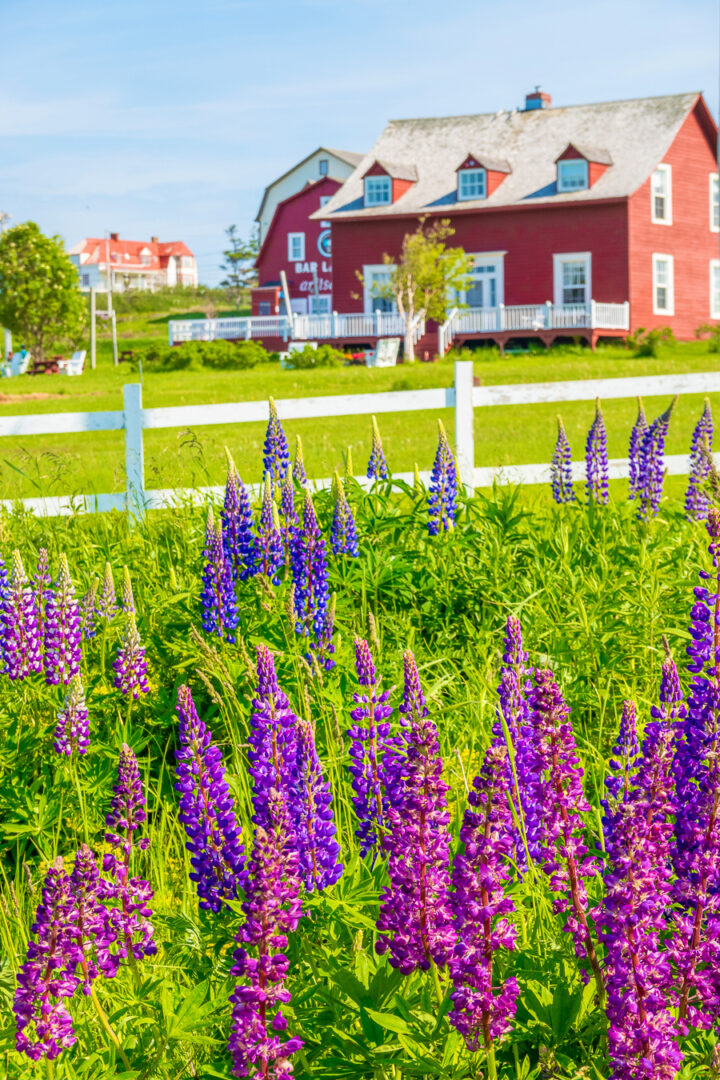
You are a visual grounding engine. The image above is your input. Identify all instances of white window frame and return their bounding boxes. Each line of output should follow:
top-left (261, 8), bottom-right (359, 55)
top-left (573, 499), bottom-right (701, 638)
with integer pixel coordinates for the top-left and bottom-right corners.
top-left (363, 263), bottom-right (396, 313)
top-left (652, 253), bottom-right (675, 316)
top-left (651, 164), bottom-right (672, 225)
top-left (459, 252), bottom-right (506, 307)
top-left (318, 158), bottom-right (329, 176)
top-left (711, 173), bottom-right (719, 232)
top-left (457, 168), bottom-right (487, 201)
top-left (319, 194), bottom-right (332, 208)
top-left (711, 259), bottom-right (720, 319)
top-left (364, 176), bottom-right (392, 207)
top-left (309, 294), bottom-right (332, 315)
top-left (557, 159), bottom-right (589, 192)
top-left (553, 252), bottom-right (592, 308)
top-left (287, 232), bottom-right (305, 262)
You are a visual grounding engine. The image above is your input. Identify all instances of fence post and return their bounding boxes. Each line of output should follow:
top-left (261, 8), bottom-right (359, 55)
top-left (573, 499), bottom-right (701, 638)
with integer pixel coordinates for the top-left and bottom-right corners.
top-left (590, 299), bottom-right (597, 328)
top-left (546, 300), bottom-right (553, 328)
top-left (498, 303), bottom-right (505, 331)
top-left (123, 383), bottom-right (145, 519)
top-left (454, 360), bottom-right (475, 495)
top-left (624, 300), bottom-right (630, 330)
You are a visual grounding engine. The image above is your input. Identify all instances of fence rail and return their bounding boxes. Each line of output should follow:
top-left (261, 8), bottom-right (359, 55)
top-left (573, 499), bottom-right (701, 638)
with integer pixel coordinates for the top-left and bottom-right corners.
top-left (168, 311), bottom-right (425, 346)
top-left (438, 300), bottom-right (630, 352)
top-left (0, 362), bottom-right (716, 518)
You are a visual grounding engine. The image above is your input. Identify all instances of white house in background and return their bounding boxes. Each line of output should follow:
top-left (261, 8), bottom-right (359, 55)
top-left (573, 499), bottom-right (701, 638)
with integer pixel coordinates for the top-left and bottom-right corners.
top-left (255, 147), bottom-right (364, 244)
top-left (68, 233), bottom-right (199, 292)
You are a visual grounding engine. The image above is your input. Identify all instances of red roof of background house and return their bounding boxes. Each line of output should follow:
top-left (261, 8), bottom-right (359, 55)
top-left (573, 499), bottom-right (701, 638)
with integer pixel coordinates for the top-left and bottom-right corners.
top-left (68, 235), bottom-right (195, 270)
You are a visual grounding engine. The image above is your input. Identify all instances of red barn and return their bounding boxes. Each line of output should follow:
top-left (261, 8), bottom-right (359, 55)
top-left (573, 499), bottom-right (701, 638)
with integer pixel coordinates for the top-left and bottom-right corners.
top-left (314, 90), bottom-right (719, 351)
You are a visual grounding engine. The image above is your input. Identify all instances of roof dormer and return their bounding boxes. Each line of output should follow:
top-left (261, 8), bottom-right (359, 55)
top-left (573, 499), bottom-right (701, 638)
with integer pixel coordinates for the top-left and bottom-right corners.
top-left (456, 154), bottom-right (511, 201)
top-left (555, 143), bottom-right (612, 192)
top-left (362, 160), bottom-right (417, 207)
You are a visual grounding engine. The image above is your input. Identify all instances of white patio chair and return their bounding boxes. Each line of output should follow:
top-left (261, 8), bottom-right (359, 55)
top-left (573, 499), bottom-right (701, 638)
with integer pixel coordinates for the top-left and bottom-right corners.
top-left (366, 337), bottom-right (400, 368)
top-left (61, 350), bottom-right (86, 376)
top-left (12, 351), bottom-right (31, 376)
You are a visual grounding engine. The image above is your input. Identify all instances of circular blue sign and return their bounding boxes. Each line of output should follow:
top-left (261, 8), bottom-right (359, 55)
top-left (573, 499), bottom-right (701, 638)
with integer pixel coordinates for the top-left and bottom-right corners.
top-left (317, 229), bottom-right (332, 258)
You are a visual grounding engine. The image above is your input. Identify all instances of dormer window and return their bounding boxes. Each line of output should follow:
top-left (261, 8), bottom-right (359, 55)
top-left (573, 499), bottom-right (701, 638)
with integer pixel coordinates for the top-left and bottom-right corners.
top-left (458, 168), bottom-right (486, 201)
top-left (555, 144), bottom-right (612, 193)
top-left (364, 175), bottom-right (392, 206)
top-left (362, 161), bottom-right (417, 207)
top-left (557, 159), bottom-right (588, 191)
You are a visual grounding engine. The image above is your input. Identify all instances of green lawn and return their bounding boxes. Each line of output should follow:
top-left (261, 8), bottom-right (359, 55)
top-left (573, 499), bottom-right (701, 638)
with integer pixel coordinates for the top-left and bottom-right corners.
top-left (0, 307), bottom-right (718, 500)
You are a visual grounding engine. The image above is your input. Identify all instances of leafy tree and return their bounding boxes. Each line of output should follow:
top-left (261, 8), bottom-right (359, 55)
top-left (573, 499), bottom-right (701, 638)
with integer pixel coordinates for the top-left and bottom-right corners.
top-left (363, 218), bottom-right (472, 363)
top-left (220, 225), bottom-right (259, 307)
top-left (0, 222), bottom-right (87, 361)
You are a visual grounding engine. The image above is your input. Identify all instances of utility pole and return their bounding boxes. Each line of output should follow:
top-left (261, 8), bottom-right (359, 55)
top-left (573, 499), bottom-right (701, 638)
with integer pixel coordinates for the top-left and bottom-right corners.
top-left (90, 286), bottom-right (97, 370)
top-left (104, 230), bottom-right (113, 313)
top-left (0, 211), bottom-right (11, 359)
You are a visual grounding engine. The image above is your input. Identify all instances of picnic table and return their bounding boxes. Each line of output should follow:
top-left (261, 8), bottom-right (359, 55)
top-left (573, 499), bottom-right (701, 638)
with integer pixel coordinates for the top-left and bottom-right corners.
top-left (32, 356), bottom-right (61, 375)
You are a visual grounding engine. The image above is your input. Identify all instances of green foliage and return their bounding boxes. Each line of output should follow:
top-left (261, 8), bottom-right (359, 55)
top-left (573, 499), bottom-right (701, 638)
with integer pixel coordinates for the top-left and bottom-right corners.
top-left (0, 221), bottom-right (88, 360)
top-left (220, 225), bottom-right (260, 306)
top-left (110, 285), bottom-right (237, 315)
top-left (625, 325), bottom-right (676, 357)
top-left (695, 322), bottom-right (720, 353)
top-left (133, 339), bottom-right (273, 372)
top-left (283, 344), bottom-right (344, 370)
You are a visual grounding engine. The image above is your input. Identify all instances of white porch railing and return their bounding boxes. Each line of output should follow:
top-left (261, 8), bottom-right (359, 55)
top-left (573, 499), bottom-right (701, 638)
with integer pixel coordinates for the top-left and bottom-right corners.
top-left (169, 311), bottom-right (425, 347)
top-left (438, 300), bottom-right (630, 352)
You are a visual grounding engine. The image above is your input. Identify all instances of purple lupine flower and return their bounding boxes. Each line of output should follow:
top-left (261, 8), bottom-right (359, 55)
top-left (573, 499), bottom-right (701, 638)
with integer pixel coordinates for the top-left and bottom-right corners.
top-left (449, 739), bottom-right (519, 1053)
top-left (175, 685), bottom-right (245, 912)
top-left (113, 612), bottom-right (150, 699)
top-left (330, 472), bottom-right (359, 557)
top-left (527, 670), bottom-right (603, 992)
top-left (222, 452), bottom-right (258, 582)
top-left (347, 638), bottom-right (397, 856)
top-left (585, 398), bottom-right (609, 505)
top-left (604, 700), bottom-right (639, 806)
top-left (44, 553), bottom-right (82, 687)
top-left (229, 791), bottom-right (303, 1079)
top-left (550, 415), bottom-right (575, 504)
top-left (290, 490), bottom-right (330, 655)
top-left (280, 466), bottom-right (299, 550)
top-left (367, 415), bottom-right (389, 481)
top-left (685, 397), bottom-right (714, 521)
top-left (263, 397), bottom-right (290, 491)
top-left (1, 551), bottom-right (42, 679)
top-left (314, 592), bottom-right (337, 672)
top-left (292, 715), bottom-right (343, 891)
top-left (257, 478), bottom-right (284, 586)
top-left (95, 562), bottom-right (117, 621)
top-left (54, 675), bottom-right (89, 756)
top-left (102, 744), bottom-right (156, 962)
top-left (628, 396), bottom-right (648, 500)
top-left (637, 396), bottom-right (677, 521)
top-left (0, 552), bottom-right (8, 596)
top-left (428, 420), bottom-right (458, 535)
top-left (376, 651), bottom-right (455, 973)
top-left (70, 844), bottom-right (119, 989)
top-left (13, 857), bottom-right (79, 1061)
top-left (495, 615), bottom-right (535, 863)
top-left (79, 581), bottom-right (98, 641)
top-left (248, 646), bottom-right (298, 832)
top-left (32, 549), bottom-right (51, 667)
top-left (293, 434), bottom-right (307, 486)
top-left (201, 507), bottom-right (239, 642)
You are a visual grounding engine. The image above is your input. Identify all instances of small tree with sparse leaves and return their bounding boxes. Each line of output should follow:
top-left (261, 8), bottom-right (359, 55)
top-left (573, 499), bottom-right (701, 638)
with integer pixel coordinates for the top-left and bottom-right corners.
top-left (220, 225), bottom-right (259, 309)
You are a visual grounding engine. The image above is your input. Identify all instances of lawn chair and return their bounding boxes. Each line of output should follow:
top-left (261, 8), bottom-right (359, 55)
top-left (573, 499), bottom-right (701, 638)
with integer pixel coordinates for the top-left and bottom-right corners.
top-left (366, 337), bottom-right (400, 368)
top-left (58, 350), bottom-right (86, 376)
top-left (279, 341), bottom-right (318, 370)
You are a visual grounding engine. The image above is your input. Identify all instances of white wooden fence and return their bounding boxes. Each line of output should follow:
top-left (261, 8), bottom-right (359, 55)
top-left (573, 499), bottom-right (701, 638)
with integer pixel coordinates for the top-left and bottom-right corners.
top-left (169, 311), bottom-right (425, 345)
top-left (0, 362), bottom-right (716, 518)
top-left (438, 301), bottom-right (630, 353)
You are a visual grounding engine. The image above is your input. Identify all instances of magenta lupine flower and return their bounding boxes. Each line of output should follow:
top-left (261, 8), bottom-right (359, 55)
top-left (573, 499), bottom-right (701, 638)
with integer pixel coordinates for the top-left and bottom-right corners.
top-left (44, 554), bottom-right (82, 687)
top-left (175, 685), bottom-right (245, 912)
top-left (527, 670), bottom-right (603, 990)
top-left (585, 398), bottom-right (609, 505)
top-left (201, 508), bottom-right (239, 642)
top-left (637, 397), bottom-right (677, 521)
top-left (428, 420), bottom-right (458, 534)
top-left (495, 615), bottom-right (535, 861)
top-left (289, 490), bottom-right (330, 656)
top-left (13, 857), bottom-right (79, 1061)
top-left (229, 791), bottom-right (303, 1079)
top-left (79, 581), bottom-right (98, 641)
top-left (32, 548), bottom-right (51, 667)
top-left (293, 434), bottom-right (307, 486)
top-left (263, 397), bottom-right (290, 491)
top-left (280, 467), bottom-right (299, 550)
top-left (248, 647), bottom-right (299, 832)
top-left (1, 550), bottom-right (42, 679)
top-left (222, 453), bottom-right (258, 582)
top-left (101, 744), bottom-right (156, 963)
top-left (550, 415), bottom-right (575, 504)
top-left (376, 652), bottom-right (455, 973)
top-left (347, 638), bottom-right (397, 856)
top-left (113, 611), bottom-right (150, 699)
top-left (604, 700), bottom-right (639, 805)
top-left (292, 715), bottom-right (343, 891)
top-left (685, 397), bottom-right (713, 520)
top-left (95, 562), bottom-right (117, 621)
top-left (257, 478), bottom-right (284, 586)
top-left (70, 845), bottom-right (119, 989)
top-left (54, 675), bottom-right (89, 756)
top-left (367, 415), bottom-right (389, 480)
top-left (628, 397), bottom-right (648, 501)
top-left (449, 739), bottom-right (519, 1053)
top-left (330, 472), bottom-right (359, 557)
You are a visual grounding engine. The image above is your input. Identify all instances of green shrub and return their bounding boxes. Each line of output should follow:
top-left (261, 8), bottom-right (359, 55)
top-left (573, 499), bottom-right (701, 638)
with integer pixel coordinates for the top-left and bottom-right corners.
top-left (695, 322), bottom-right (720, 353)
top-left (284, 343), bottom-right (343, 369)
top-left (625, 325), bottom-right (675, 357)
top-left (132, 339), bottom-right (270, 372)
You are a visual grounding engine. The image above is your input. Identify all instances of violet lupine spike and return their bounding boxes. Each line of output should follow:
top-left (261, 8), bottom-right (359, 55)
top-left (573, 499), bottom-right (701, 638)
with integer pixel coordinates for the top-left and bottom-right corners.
top-left (637, 396), bottom-right (677, 521)
top-left (96, 562), bottom-right (117, 621)
top-left (346, 638), bottom-right (397, 856)
top-left (175, 685), bottom-right (246, 912)
top-left (428, 420), bottom-right (458, 535)
top-left (366, 415), bottom-right (389, 481)
top-left (313, 592), bottom-right (336, 673)
top-left (44, 553), bottom-right (82, 687)
top-left (292, 715), bottom-right (343, 891)
top-left (79, 581), bottom-right (98, 641)
top-left (113, 611), bottom-right (150, 699)
top-left (222, 451), bottom-right (259, 582)
top-left (280, 465), bottom-right (299, 549)
top-left (585, 398), bottom-right (609, 506)
top-left (1, 550), bottom-right (42, 680)
top-left (449, 739), bottom-right (519, 1053)
top-left (293, 434), bottom-right (307, 486)
top-left (527, 670), bottom-right (604, 992)
top-left (13, 857), bottom-right (79, 1061)
top-left (0, 552), bottom-right (8, 596)
top-left (248, 646), bottom-right (299, 832)
top-left (70, 844), bottom-right (119, 990)
top-left (330, 472), bottom-right (359, 557)
top-left (54, 675), bottom-right (90, 756)
top-left (628, 396), bottom-right (648, 501)
top-left (289, 490), bottom-right (330, 657)
top-left (201, 507), bottom-right (239, 643)
top-left (550, 415), bottom-right (575, 504)
top-left (376, 651), bottom-right (455, 974)
top-left (604, 700), bottom-right (639, 806)
top-left (494, 615), bottom-right (535, 862)
top-left (102, 744), bottom-right (156, 963)
top-left (263, 397), bottom-right (290, 491)
top-left (32, 548), bottom-right (51, 667)
top-left (229, 791), bottom-right (303, 1079)
top-left (685, 397), bottom-right (714, 521)
top-left (257, 478), bottom-right (284, 586)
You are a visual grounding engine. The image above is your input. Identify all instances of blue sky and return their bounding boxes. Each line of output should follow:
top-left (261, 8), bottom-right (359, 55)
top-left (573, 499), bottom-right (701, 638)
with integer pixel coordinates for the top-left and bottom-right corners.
top-left (1, 0), bottom-right (716, 285)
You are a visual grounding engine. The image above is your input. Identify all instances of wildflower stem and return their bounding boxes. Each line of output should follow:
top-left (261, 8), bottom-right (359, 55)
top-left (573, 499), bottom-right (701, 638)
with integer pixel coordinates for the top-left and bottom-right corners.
top-left (90, 984), bottom-right (132, 1070)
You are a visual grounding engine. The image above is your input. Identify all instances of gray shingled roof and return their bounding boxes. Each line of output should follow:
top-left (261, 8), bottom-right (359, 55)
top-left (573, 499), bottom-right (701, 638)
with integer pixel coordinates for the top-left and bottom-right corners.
top-left (325, 148), bottom-right (364, 167)
top-left (364, 159), bottom-right (419, 181)
top-left (314, 93), bottom-right (702, 220)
